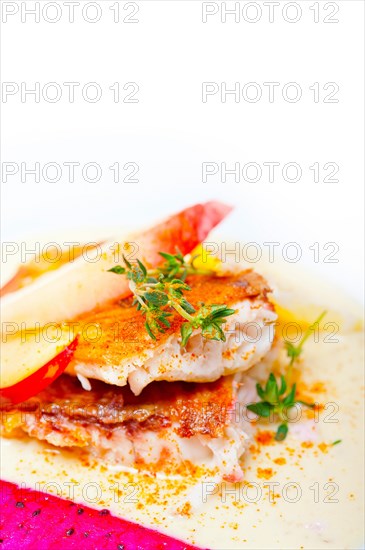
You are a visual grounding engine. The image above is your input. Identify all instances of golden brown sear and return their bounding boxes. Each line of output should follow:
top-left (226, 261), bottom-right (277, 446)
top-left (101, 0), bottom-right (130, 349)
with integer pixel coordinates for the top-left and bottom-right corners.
top-left (71, 271), bottom-right (271, 366)
top-left (1, 373), bottom-right (236, 446)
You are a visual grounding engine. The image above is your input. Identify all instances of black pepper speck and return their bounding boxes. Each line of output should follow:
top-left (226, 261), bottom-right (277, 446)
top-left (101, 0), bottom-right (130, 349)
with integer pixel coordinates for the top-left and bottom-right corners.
top-left (99, 509), bottom-right (110, 516)
top-left (32, 509), bottom-right (41, 517)
top-left (84, 532), bottom-right (90, 538)
top-left (66, 528), bottom-right (75, 536)
top-left (16, 502), bottom-right (25, 508)
top-left (117, 545), bottom-right (125, 550)
top-left (77, 508), bottom-right (84, 515)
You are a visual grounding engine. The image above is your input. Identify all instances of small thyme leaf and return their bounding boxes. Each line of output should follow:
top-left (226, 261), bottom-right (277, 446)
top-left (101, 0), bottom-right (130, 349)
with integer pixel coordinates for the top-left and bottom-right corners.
top-left (137, 259), bottom-right (147, 278)
top-left (265, 373), bottom-right (279, 404)
top-left (256, 383), bottom-right (265, 400)
top-left (332, 439), bottom-right (342, 446)
top-left (285, 341), bottom-right (301, 364)
top-left (144, 291), bottom-right (169, 307)
top-left (285, 310), bottom-right (327, 366)
top-left (275, 423), bottom-right (288, 441)
top-left (180, 298), bottom-right (196, 315)
top-left (181, 323), bottom-right (193, 347)
top-left (282, 383), bottom-right (296, 406)
top-left (145, 322), bottom-right (156, 340)
top-left (122, 254), bottom-right (132, 270)
top-left (157, 249), bottom-right (214, 280)
top-left (279, 375), bottom-right (287, 396)
top-left (247, 402), bottom-right (273, 418)
top-left (108, 266), bottom-right (126, 275)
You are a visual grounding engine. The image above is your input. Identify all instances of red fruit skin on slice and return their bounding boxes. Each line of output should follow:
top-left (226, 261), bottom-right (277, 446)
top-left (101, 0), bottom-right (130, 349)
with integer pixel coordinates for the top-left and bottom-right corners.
top-left (0, 337), bottom-right (79, 407)
top-left (0, 480), bottom-right (205, 550)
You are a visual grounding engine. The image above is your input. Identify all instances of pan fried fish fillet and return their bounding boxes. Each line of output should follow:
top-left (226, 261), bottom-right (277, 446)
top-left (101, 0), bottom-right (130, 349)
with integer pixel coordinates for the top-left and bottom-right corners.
top-left (1, 373), bottom-right (250, 482)
top-left (67, 271), bottom-right (277, 395)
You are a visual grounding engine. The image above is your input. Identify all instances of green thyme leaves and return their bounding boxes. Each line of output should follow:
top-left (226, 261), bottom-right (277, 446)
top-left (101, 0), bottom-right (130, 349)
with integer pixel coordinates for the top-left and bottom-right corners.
top-left (285, 310), bottom-right (327, 367)
top-left (109, 252), bottom-right (235, 346)
top-left (248, 311), bottom-right (326, 442)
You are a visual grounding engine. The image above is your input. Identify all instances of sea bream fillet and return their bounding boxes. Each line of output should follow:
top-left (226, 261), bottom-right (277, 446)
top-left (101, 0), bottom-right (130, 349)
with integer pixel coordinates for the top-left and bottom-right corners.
top-left (66, 271), bottom-right (276, 395)
top-left (1, 373), bottom-right (249, 482)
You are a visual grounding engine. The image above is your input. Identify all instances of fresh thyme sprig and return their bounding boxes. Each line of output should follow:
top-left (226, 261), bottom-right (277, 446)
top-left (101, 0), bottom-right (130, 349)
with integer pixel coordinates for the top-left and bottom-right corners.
top-left (156, 251), bottom-right (214, 281)
top-left (108, 252), bottom-right (235, 346)
top-left (248, 311), bottom-right (326, 441)
top-left (285, 311), bottom-right (327, 367)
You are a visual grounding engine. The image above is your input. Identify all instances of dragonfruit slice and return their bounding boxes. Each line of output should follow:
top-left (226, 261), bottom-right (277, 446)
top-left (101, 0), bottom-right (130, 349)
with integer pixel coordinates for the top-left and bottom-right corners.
top-left (0, 480), bottom-right (204, 550)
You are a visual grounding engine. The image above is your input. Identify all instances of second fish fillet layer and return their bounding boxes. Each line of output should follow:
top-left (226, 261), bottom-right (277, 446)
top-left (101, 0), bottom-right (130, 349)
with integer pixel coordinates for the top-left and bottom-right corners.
top-left (1, 372), bottom-right (251, 482)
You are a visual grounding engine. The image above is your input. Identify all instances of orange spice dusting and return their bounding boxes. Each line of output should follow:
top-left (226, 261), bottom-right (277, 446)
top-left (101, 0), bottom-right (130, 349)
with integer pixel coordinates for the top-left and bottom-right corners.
top-left (285, 447), bottom-right (295, 456)
top-left (309, 382), bottom-right (326, 393)
top-left (296, 378), bottom-right (328, 408)
top-left (177, 502), bottom-right (192, 517)
top-left (301, 441), bottom-right (314, 449)
top-left (257, 467), bottom-right (275, 480)
top-left (304, 405), bottom-right (321, 420)
top-left (318, 442), bottom-right (329, 453)
top-left (255, 430), bottom-right (274, 446)
top-left (222, 347), bottom-right (238, 360)
top-left (273, 457), bottom-right (286, 465)
top-left (134, 452), bottom-right (210, 480)
top-left (249, 444), bottom-right (258, 456)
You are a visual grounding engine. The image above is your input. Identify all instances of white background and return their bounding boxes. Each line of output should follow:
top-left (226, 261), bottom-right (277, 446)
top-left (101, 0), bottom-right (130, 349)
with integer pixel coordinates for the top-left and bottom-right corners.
top-left (1, 0), bottom-right (364, 301)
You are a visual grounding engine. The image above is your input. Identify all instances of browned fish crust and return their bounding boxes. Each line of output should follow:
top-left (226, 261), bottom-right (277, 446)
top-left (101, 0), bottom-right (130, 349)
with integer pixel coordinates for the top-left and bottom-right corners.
top-left (69, 271), bottom-right (272, 367)
top-left (1, 373), bottom-right (236, 446)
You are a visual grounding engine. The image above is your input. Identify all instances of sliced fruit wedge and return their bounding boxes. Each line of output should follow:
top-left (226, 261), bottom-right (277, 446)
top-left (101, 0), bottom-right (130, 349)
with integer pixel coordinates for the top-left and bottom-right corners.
top-left (0, 328), bottom-right (78, 406)
top-left (1, 201), bottom-right (232, 328)
top-left (0, 480), bottom-right (200, 550)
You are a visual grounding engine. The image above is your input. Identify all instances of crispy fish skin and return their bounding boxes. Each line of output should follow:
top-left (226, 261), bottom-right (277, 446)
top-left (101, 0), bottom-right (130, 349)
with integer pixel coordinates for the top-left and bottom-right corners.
top-left (1, 374), bottom-right (248, 481)
top-left (66, 271), bottom-right (277, 394)
top-left (1, 374), bottom-right (233, 439)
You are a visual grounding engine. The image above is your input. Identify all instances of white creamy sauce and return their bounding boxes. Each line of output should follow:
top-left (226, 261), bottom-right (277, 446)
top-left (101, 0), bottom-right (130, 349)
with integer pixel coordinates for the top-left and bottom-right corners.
top-left (1, 250), bottom-right (364, 549)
